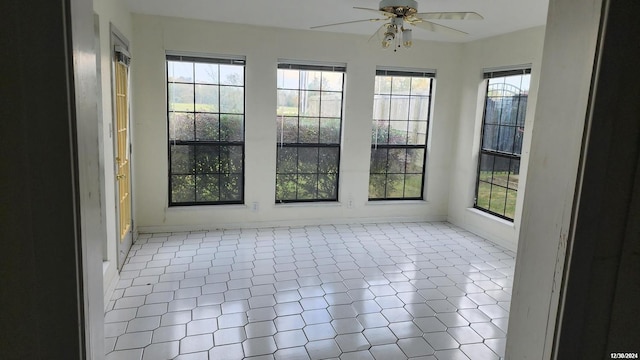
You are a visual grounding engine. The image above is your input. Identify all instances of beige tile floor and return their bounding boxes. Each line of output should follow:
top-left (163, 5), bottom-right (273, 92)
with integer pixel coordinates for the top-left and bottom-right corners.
top-left (104, 222), bottom-right (514, 360)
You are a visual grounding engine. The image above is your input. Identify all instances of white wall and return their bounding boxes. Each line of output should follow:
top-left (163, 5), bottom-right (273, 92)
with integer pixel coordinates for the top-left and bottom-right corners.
top-left (447, 27), bottom-right (546, 251)
top-left (93, 0), bottom-right (132, 306)
top-left (506, 0), bottom-right (602, 357)
top-left (132, 14), bottom-right (468, 232)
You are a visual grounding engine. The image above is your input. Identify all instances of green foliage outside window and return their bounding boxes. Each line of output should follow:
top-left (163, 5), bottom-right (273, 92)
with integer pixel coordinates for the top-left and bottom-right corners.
top-left (369, 74), bottom-right (432, 200)
top-left (167, 57), bottom-right (245, 205)
top-left (275, 67), bottom-right (344, 202)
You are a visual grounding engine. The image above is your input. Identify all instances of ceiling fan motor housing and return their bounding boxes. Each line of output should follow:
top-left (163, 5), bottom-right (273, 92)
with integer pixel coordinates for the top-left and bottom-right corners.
top-left (379, 0), bottom-right (418, 17)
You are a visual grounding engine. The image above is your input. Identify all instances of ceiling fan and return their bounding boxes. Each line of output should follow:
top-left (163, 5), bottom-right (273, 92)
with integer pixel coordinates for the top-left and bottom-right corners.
top-left (311, 0), bottom-right (483, 50)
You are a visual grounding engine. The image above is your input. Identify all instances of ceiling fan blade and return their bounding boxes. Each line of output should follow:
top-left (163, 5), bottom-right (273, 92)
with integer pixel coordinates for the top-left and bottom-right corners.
top-left (413, 12), bottom-right (484, 20)
top-left (411, 12), bottom-right (484, 20)
top-left (408, 20), bottom-right (468, 36)
top-left (368, 23), bottom-right (390, 43)
top-left (354, 7), bottom-right (397, 18)
top-left (311, 18), bottom-right (386, 29)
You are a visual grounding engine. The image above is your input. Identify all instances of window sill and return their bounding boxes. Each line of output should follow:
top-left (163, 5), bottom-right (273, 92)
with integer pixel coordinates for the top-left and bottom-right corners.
top-left (466, 207), bottom-right (515, 227)
top-left (366, 199), bottom-right (428, 206)
top-left (274, 202), bottom-right (342, 208)
top-left (166, 204), bottom-right (248, 211)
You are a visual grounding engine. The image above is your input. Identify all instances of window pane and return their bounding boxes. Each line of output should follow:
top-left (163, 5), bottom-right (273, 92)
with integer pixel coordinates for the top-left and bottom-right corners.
top-left (195, 84), bottom-right (218, 112)
top-left (478, 153), bottom-right (495, 181)
top-left (372, 120), bottom-right (389, 144)
top-left (195, 114), bottom-right (219, 141)
top-left (168, 83), bottom-right (193, 111)
top-left (276, 174), bottom-right (297, 200)
top-left (504, 74), bottom-right (530, 95)
top-left (388, 121), bottom-right (408, 145)
top-left (168, 61), bottom-right (193, 82)
top-left (301, 71), bottom-right (322, 90)
top-left (514, 126), bottom-right (524, 155)
top-left (220, 86), bottom-right (243, 114)
top-left (388, 148), bottom-right (406, 173)
top-left (498, 125), bottom-right (516, 153)
top-left (318, 147), bottom-right (339, 174)
top-left (386, 174), bottom-right (405, 198)
top-left (169, 112), bottom-right (194, 141)
top-left (277, 69), bottom-right (299, 89)
top-left (171, 145), bottom-right (194, 174)
top-left (409, 97), bottom-right (430, 121)
top-left (317, 174), bottom-right (337, 200)
top-left (390, 97), bottom-right (410, 120)
top-left (406, 149), bottom-right (425, 173)
top-left (488, 77), bottom-right (507, 97)
top-left (407, 121), bottom-right (427, 145)
top-left (516, 96), bottom-right (528, 126)
top-left (297, 174), bottom-right (318, 199)
top-left (411, 78), bottom-right (431, 96)
top-left (220, 115), bottom-right (244, 142)
top-left (373, 95), bottom-right (391, 119)
top-left (219, 65), bottom-right (243, 85)
top-left (492, 156), bottom-right (510, 187)
top-left (220, 174), bottom-right (242, 201)
top-left (277, 147), bottom-right (297, 174)
top-left (484, 98), bottom-right (501, 125)
top-left (300, 91), bottom-right (321, 117)
top-left (476, 181), bottom-right (491, 210)
top-left (392, 77), bottom-right (411, 95)
top-left (508, 158), bottom-right (521, 190)
top-left (195, 145), bottom-right (219, 174)
top-left (370, 148), bottom-right (388, 174)
top-left (322, 72), bottom-right (343, 91)
top-left (298, 147), bottom-right (319, 173)
top-left (505, 189), bottom-right (518, 219)
top-left (299, 117), bottom-right (320, 143)
top-left (375, 76), bottom-right (392, 94)
top-left (481, 124), bottom-right (498, 151)
top-left (277, 116), bottom-right (298, 143)
top-left (489, 185), bottom-right (507, 215)
top-left (368, 174), bottom-right (387, 199)
top-left (277, 90), bottom-right (299, 116)
top-left (404, 174), bottom-right (423, 198)
top-left (320, 92), bottom-right (342, 118)
top-left (195, 63), bottom-right (218, 84)
top-left (320, 118), bottom-right (340, 144)
top-left (219, 146), bottom-right (243, 174)
top-left (195, 175), bottom-right (219, 202)
top-left (172, 175), bottom-right (195, 203)
top-left (498, 97), bottom-right (518, 125)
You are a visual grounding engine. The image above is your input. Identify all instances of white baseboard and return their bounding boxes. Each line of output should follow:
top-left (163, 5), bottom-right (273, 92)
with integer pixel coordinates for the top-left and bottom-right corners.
top-left (448, 211), bottom-right (517, 252)
top-left (102, 261), bottom-right (119, 312)
top-left (136, 215), bottom-right (448, 234)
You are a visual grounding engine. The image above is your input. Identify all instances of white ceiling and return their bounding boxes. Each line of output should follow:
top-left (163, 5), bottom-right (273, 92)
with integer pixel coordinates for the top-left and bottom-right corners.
top-left (126, 0), bottom-right (549, 42)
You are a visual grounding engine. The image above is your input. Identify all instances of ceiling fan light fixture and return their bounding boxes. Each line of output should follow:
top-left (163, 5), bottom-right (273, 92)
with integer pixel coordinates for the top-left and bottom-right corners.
top-left (402, 28), bottom-right (412, 47)
top-left (382, 31), bottom-right (395, 48)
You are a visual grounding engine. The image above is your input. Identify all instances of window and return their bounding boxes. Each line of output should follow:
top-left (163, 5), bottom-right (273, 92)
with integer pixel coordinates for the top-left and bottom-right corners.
top-left (369, 69), bottom-right (434, 200)
top-left (275, 63), bottom-right (345, 202)
top-left (166, 54), bottom-right (245, 205)
top-left (474, 68), bottom-right (531, 220)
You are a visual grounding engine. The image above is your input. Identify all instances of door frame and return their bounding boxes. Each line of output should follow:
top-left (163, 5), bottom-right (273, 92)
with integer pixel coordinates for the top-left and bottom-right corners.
top-left (110, 24), bottom-right (133, 270)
